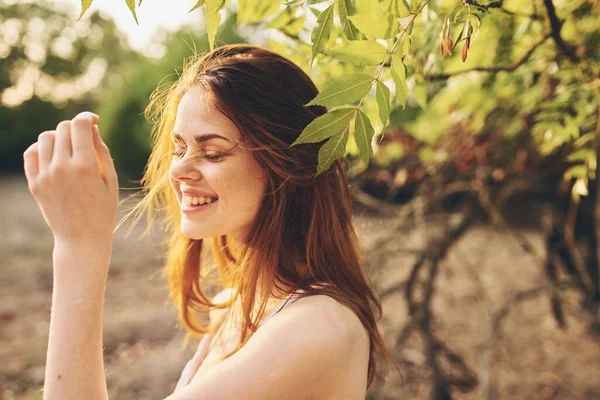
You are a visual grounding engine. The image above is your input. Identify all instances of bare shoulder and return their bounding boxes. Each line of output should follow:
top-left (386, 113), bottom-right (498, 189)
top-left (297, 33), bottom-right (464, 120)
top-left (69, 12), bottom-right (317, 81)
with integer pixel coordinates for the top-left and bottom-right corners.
top-left (167, 292), bottom-right (370, 400)
top-left (282, 293), bottom-right (369, 346)
top-left (252, 293), bottom-right (370, 397)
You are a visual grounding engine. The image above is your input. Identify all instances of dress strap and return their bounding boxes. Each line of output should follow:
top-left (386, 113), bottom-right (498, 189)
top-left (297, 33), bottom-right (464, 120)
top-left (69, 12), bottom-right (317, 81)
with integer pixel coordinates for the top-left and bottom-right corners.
top-left (259, 289), bottom-right (304, 327)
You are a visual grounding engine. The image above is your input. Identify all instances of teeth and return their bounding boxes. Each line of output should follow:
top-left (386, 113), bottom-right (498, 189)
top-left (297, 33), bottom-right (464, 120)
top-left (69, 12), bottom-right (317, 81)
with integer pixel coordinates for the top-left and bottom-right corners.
top-left (182, 195), bottom-right (218, 206)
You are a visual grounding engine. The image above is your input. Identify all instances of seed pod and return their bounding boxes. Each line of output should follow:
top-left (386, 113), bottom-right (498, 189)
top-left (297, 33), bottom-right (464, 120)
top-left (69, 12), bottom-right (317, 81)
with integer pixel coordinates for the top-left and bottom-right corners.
top-left (440, 33), bottom-right (446, 55)
top-left (462, 37), bottom-right (470, 62)
top-left (446, 33), bottom-right (454, 55)
top-left (463, 18), bottom-right (472, 40)
top-left (440, 21), bottom-right (449, 56)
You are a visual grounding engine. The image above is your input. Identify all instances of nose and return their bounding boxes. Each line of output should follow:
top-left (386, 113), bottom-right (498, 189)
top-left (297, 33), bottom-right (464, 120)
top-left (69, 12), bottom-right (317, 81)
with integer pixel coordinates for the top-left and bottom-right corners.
top-left (170, 155), bottom-right (203, 184)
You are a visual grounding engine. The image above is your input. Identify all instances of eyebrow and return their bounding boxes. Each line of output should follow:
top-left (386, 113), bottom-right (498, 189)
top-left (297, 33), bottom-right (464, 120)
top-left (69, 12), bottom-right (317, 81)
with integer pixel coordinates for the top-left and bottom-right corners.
top-left (171, 132), bottom-right (231, 144)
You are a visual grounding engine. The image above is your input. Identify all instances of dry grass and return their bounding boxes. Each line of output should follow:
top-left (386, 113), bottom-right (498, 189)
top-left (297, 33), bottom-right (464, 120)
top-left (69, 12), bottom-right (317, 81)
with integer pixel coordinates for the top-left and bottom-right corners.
top-left (1, 175), bottom-right (599, 399)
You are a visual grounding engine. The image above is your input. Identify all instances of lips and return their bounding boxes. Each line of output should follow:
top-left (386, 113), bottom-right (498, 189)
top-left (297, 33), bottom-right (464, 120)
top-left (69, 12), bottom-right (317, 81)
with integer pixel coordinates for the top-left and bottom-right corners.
top-left (181, 194), bottom-right (218, 207)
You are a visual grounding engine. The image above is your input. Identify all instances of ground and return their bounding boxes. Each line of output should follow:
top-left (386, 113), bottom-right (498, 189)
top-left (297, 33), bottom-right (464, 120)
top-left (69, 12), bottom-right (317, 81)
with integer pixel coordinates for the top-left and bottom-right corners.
top-left (0, 175), bottom-right (598, 399)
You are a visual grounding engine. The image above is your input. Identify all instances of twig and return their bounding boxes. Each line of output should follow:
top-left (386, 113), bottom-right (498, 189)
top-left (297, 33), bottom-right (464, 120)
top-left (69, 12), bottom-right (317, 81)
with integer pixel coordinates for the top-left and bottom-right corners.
top-left (426, 33), bottom-right (551, 81)
top-left (491, 281), bottom-right (574, 334)
top-left (498, 8), bottom-right (544, 21)
top-left (380, 279), bottom-right (409, 298)
top-left (350, 186), bottom-right (406, 216)
top-left (366, 181), bottom-right (472, 254)
top-left (563, 193), bottom-right (594, 291)
top-left (406, 211), bottom-right (476, 398)
top-left (473, 182), bottom-right (545, 265)
top-left (433, 337), bottom-right (479, 392)
top-left (542, 0), bottom-right (579, 63)
top-left (464, 0), bottom-right (503, 11)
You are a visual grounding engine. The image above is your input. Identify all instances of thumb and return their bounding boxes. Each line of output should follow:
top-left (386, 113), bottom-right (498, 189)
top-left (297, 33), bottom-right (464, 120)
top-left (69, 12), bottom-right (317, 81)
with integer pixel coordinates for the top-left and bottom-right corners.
top-left (92, 124), bottom-right (117, 188)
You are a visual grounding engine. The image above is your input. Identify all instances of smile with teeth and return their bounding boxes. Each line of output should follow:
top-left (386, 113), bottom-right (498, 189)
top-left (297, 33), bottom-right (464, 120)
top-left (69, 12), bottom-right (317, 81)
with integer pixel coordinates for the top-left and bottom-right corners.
top-left (182, 195), bottom-right (218, 207)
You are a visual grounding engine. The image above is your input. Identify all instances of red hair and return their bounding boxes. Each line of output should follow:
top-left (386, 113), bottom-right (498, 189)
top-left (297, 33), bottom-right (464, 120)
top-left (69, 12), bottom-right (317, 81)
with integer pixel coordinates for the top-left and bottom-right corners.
top-left (131, 44), bottom-right (399, 388)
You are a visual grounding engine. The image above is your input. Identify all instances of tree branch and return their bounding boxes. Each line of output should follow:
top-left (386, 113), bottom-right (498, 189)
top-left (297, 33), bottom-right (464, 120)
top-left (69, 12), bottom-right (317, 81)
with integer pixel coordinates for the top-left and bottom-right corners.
top-left (491, 281), bottom-right (574, 335)
top-left (542, 0), bottom-right (579, 63)
top-left (426, 33), bottom-right (551, 81)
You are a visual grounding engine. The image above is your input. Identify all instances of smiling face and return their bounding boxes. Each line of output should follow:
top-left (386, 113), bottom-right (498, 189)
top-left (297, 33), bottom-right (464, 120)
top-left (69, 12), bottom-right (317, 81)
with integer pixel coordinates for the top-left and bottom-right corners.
top-left (169, 88), bottom-right (267, 244)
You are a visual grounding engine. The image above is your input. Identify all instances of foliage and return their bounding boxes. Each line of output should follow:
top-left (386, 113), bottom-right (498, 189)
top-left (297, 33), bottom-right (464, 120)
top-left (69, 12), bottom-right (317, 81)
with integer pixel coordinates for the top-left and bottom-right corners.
top-left (0, 1), bottom-right (138, 171)
top-left (74, 0), bottom-right (598, 195)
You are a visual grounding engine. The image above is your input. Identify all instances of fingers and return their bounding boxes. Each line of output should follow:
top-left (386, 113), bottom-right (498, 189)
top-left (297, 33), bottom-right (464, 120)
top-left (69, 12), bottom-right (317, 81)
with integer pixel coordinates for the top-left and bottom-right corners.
top-left (37, 131), bottom-right (55, 172)
top-left (54, 120), bottom-right (73, 162)
top-left (71, 112), bottom-right (100, 163)
top-left (92, 124), bottom-right (118, 188)
top-left (27, 112), bottom-right (106, 184)
top-left (23, 142), bottom-right (39, 184)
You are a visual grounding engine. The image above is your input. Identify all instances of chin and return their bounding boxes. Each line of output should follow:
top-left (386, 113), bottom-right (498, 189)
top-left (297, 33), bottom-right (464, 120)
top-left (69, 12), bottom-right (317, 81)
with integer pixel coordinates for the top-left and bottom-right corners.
top-left (179, 223), bottom-right (218, 240)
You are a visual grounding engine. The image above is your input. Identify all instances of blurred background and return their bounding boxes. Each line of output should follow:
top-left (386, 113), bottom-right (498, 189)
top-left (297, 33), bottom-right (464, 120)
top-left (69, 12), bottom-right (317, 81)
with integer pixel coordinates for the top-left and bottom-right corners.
top-left (0, 0), bottom-right (599, 399)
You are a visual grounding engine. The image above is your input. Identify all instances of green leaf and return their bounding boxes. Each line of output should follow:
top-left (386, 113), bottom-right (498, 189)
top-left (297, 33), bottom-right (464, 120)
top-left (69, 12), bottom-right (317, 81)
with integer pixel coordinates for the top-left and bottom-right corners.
top-left (386, 13), bottom-right (402, 39)
top-left (337, 0), bottom-right (359, 40)
top-left (348, 0), bottom-right (391, 39)
top-left (327, 41), bottom-right (389, 66)
top-left (125, 0), bottom-right (139, 24)
top-left (77, 0), bottom-right (93, 21)
top-left (309, 7), bottom-right (322, 18)
top-left (308, 0), bottom-right (329, 4)
top-left (292, 108), bottom-right (356, 145)
top-left (206, 0), bottom-right (224, 51)
top-left (311, 4), bottom-right (334, 67)
top-left (189, 0), bottom-right (205, 12)
top-left (238, 0), bottom-right (281, 25)
top-left (317, 131), bottom-right (349, 175)
top-left (307, 74), bottom-right (374, 107)
top-left (282, 15), bottom-right (305, 36)
top-left (381, 0), bottom-right (411, 17)
top-left (399, 36), bottom-right (410, 59)
top-left (391, 51), bottom-right (409, 109)
top-left (574, 132), bottom-right (595, 148)
top-left (354, 110), bottom-right (375, 164)
top-left (267, 6), bottom-right (294, 29)
top-left (567, 148), bottom-right (593, 162)
top-left (564, 114), bottom-right (579, 139)
top-left (565, 165), bottom-right (587, 180)
top-left (376, 81), bottom-right (391, 126)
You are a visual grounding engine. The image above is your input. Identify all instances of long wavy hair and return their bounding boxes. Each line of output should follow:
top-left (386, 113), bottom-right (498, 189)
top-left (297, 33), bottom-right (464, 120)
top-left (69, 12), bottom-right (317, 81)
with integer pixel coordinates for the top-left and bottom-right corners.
top-left (130, 44), bottom-right (399, 388)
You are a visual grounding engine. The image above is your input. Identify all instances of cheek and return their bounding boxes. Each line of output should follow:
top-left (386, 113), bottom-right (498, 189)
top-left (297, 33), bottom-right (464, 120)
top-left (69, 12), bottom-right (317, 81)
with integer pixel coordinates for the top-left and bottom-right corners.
top-left (220, 165), bottom-right (265, 206)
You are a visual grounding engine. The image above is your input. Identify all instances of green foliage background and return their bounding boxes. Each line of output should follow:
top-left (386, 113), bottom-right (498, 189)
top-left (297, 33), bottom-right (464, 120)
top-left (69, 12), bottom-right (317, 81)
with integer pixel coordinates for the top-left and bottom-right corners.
top-left (1, 0), bottom-right (599, 191)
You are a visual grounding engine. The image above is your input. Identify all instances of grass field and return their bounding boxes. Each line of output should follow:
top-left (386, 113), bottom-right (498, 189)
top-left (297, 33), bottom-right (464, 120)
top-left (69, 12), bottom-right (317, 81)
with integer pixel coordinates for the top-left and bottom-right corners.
top-left (1, 175), bottom-right (599, 399)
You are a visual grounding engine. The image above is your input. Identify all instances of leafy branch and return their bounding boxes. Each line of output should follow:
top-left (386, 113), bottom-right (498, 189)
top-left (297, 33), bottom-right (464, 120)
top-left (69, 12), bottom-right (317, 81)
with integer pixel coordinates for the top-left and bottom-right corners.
top-left (426, 32), bottom-right (552, 81)
top-left (73, 0), bottom-right (590, 177)
top-left (291, 0), bottom-right (432, 175)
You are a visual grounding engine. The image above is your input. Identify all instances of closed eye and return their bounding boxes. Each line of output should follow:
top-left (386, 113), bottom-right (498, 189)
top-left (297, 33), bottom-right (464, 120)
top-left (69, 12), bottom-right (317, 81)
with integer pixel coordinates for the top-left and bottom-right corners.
top-left (171, 149), bottom-right (186, 158)
top-left (171, 147), bottom-right (227, 162)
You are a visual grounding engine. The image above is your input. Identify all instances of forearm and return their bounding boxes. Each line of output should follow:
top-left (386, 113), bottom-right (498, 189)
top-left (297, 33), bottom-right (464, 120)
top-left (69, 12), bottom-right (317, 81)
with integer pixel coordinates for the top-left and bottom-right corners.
top-left (43, 241), bottom-right (112, 400)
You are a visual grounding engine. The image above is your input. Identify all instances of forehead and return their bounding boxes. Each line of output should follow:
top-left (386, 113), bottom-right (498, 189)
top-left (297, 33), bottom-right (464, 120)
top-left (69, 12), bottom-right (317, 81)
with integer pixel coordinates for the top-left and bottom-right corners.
top-left (172, 88), bottom-right (241, 142)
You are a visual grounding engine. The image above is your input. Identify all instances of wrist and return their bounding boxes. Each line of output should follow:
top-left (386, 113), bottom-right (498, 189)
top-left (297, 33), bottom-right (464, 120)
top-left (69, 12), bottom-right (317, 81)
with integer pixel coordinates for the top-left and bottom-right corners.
top-left (53, 236), bottom-right (113, 255)
top-left (52, 239), bottom-right (113, 282)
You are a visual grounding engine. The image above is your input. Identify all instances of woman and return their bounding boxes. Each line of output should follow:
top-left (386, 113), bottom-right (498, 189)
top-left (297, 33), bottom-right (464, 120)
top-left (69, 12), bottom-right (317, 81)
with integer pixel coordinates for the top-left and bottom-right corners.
top-left (23, 44), bottom-right (398, 400)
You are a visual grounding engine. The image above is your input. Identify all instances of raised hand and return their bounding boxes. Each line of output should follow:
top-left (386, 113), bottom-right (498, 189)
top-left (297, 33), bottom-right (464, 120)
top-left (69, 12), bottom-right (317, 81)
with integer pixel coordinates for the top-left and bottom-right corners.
top-left (23, 112), bottom-right (119, 246)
